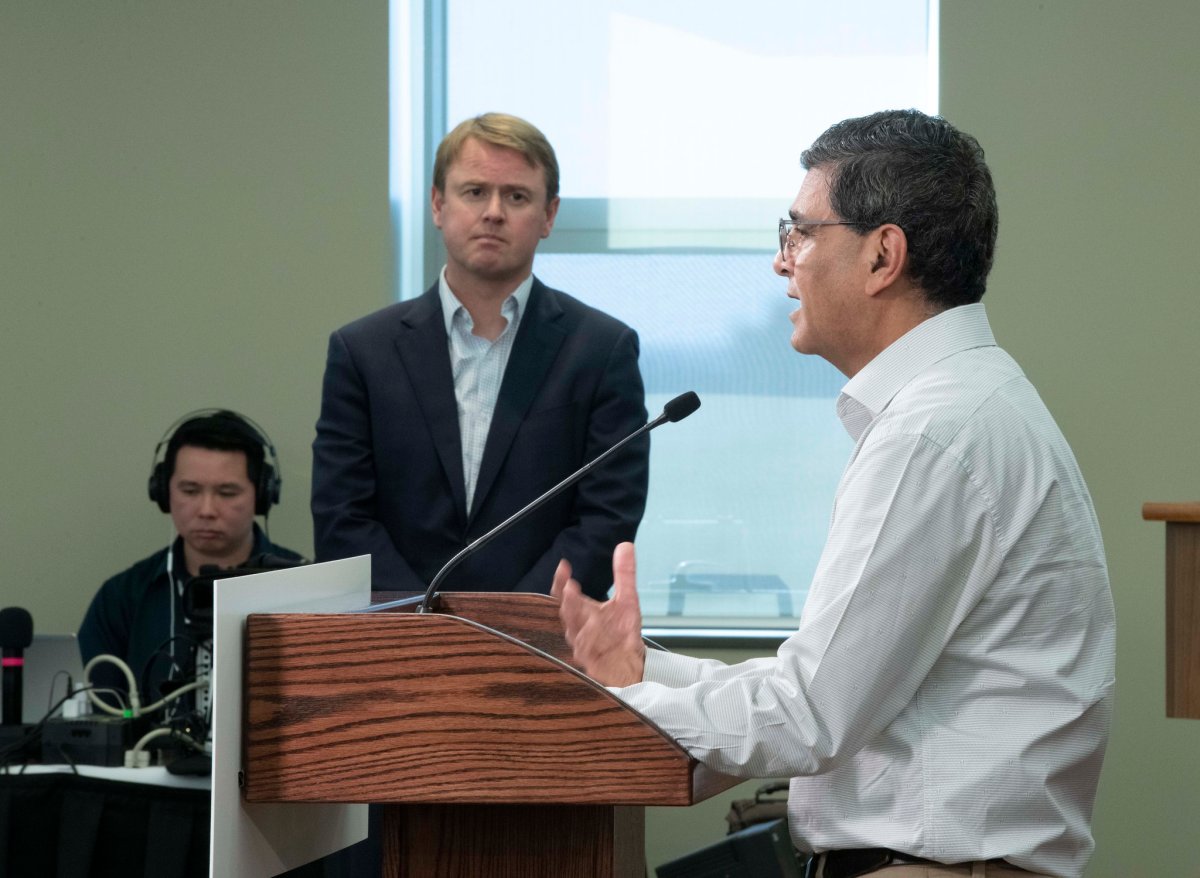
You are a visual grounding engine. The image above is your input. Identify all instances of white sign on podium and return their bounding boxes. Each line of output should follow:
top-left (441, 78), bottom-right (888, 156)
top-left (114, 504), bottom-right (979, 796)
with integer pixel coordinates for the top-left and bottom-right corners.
top-left (210, 555), bottom-right (372, 878)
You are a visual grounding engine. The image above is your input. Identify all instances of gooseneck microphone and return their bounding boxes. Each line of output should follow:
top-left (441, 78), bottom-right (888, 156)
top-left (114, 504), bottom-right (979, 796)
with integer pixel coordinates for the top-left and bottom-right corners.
top-left (416, 391), bottom-right (701, 613)
top-left (366, 391), bottom-right (701, 616)
top-left (1, 607), bottom-right (34, 726)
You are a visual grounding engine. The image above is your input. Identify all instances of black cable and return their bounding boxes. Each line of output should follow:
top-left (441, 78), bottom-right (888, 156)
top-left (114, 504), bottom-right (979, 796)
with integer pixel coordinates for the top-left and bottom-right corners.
top-left (0, 683), bottom-right (128, 770)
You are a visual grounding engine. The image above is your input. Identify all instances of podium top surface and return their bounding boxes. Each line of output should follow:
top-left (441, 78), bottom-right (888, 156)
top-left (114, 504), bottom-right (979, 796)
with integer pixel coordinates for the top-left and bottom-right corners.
top-left (1142, 502), bottom-right (1200, 522)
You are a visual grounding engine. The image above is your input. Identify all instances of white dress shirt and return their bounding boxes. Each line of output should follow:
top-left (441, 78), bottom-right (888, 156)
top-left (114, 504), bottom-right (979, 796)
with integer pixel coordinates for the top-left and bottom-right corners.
top-left (438, 269), bottom-right (533, 512)
top-left (616, 304), bottom-right (1114, 878)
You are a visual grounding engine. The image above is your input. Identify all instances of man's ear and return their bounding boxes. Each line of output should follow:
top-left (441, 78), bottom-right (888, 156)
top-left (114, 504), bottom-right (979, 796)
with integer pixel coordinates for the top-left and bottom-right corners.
top-left (541, 195), bottom-right (561, 239)
top-left (865, 223), bottom-right (907, 296)
top-left (431, 185), bottom-right (445, 229)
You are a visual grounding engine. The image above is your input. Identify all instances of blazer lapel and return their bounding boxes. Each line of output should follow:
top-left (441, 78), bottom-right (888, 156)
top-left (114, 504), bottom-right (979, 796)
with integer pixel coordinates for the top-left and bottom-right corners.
top-left (395, 285), bottom-right (469, 522)
top-left (469, 279), bottom-right (566, 523)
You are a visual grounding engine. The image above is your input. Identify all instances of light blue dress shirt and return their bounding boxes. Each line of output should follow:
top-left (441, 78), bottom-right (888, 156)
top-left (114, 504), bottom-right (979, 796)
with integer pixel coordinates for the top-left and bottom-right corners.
top-left (438, 269), bottom-right (534, 512)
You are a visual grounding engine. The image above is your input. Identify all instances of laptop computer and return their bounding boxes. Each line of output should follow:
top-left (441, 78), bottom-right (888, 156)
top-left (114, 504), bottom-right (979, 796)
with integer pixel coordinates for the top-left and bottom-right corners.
top-left (17, 633), bottom-right (86, 723)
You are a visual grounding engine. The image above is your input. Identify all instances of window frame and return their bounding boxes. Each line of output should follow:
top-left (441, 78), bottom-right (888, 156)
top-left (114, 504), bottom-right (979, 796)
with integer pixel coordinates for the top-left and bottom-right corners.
top-left (389, 0), bottom-right (940, 639)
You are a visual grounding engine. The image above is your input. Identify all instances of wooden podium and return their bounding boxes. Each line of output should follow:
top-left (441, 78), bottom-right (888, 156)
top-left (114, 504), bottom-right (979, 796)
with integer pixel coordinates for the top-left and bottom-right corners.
top-left (1143, 502), bottom-right (1200, 719)
top-left (241, 593), bottom-right (739, 876)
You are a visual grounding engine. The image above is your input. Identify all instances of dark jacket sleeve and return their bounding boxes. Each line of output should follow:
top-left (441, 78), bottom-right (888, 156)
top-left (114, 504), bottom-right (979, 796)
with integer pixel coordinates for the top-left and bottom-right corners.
top-left (311, 328), bottom-right (427, 592)
top-left (512, 324), bottom-right (649, 599)
top-left (78, 577), bottom-right (131, 669)
top-left (78, 561), bottom-right (150, 708)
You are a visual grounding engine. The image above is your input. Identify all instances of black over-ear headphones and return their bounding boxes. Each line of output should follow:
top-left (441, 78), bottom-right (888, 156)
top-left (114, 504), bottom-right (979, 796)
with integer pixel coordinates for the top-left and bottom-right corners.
top-left (147, 409), bottom-right (282, 516)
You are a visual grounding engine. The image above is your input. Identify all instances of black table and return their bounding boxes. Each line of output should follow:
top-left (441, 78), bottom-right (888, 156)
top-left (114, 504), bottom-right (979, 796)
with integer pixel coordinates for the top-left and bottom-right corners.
top-left (0, 768), bottom-right (209, 878)
top-left (0, 766), bottom-right (351, 878)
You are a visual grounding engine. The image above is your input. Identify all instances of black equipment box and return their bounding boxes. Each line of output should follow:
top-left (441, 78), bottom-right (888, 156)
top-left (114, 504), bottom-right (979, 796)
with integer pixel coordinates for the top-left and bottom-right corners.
top-left (40, 716), bottom-right (130, 767)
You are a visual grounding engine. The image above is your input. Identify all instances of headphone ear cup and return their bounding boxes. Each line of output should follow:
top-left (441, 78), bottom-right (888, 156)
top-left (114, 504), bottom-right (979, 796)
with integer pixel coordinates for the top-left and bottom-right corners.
top-left (148, 462), bottom-right (171, 513)
top-left (256, 463), bottom-right (280, 516)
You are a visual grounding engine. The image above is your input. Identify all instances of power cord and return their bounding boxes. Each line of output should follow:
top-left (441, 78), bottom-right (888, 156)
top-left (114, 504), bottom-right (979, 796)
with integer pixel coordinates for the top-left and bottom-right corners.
top-left (125, 726), bottom-right (207, 768)
top-left (83, 654), bottom-right (142, 717)
top-left (82, 653), bottom-right (210, 767)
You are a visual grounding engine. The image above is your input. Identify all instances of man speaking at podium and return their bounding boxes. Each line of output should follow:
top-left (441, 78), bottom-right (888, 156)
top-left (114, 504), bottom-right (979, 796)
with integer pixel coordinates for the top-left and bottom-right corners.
top-left (312, 112), bottom-right (648, 598)
top-left (554, 110), bottom-right (1115, 878)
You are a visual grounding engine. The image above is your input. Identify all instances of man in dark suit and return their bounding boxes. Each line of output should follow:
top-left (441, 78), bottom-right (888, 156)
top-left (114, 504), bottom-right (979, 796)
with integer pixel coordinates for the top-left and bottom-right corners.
top-left (312, 112), bottom-right (648, 599)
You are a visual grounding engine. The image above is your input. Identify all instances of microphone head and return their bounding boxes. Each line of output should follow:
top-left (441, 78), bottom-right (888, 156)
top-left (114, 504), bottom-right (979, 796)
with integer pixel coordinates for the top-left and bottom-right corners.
top-left (0, 607), bottom-right (33, 650)
top-left (663, 391), bottom-right (701, 423)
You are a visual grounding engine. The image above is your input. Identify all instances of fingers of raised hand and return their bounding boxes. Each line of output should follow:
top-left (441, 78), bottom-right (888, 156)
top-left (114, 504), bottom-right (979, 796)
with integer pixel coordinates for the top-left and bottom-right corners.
top-left (611, 542), bottom-right (639, 607)
top-left (551, 558), bottom-right (572, 601)
top-left (557, 580), bottom-right (593, 646)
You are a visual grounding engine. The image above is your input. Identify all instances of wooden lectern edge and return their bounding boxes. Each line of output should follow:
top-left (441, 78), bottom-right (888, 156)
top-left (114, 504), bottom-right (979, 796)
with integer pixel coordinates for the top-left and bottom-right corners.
top-left (1142, 501), bottom-right (1200, 522)
top-left (367, 591), bottom-right (744, 800)
top-left (1143, 501), bottom-right (1200, 720)
top-left (432, 611), bottom-right (743, 800)
top-left (418, 611), bottom-right (697, 756)
top-left (244, 607), bottom-right (742, 805)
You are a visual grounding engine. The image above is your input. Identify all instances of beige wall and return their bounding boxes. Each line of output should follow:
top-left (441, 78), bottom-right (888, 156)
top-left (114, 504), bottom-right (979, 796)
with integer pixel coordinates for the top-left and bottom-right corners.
top-left (3, 1), bottom-right (1200, 876)
top-left (941, 2), bottom-right (1200, 875)
top-left (0, 1), bottom-right (390, 635)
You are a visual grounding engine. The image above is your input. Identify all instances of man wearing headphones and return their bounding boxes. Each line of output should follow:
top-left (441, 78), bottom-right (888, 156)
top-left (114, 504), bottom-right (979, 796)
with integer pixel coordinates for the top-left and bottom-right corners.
top-left (78, 410), bottom-right (305, 708)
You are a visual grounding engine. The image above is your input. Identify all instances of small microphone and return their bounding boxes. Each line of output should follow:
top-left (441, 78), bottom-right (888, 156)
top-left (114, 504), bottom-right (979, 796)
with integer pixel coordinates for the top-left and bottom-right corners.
top-left (1, 607), bottom-right (34, 726)
top-left (366, 392), bottom-right (702, 615)
top-left (662, 391), bottom-right (700, 423)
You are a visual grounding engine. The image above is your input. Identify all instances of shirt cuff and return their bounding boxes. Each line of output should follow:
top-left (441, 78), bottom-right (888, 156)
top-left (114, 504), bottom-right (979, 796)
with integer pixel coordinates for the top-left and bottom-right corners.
top-left (619, 647), bottom-right (704, 692)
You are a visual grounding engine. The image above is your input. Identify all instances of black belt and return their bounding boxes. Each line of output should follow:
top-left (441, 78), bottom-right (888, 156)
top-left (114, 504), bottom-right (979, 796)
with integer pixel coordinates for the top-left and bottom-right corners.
top-left (802, 848), bottom-right (936, 878)
top-left (803, 850), bottom-right (1017, 878)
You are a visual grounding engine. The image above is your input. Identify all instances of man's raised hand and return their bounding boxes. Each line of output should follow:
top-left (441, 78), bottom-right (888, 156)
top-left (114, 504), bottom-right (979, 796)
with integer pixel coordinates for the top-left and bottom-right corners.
top-left (551, 541), bottom-right (645, 686)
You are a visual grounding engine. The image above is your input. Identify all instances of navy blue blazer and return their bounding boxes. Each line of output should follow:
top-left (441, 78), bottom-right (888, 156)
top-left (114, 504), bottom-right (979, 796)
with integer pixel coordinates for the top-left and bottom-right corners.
top-left (311, 278), bottom-right (649, 599)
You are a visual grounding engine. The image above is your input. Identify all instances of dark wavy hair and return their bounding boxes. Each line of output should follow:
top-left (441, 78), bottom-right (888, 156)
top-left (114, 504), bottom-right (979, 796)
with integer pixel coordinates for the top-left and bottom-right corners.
top-left (801, 109), bottom-right (998, 310)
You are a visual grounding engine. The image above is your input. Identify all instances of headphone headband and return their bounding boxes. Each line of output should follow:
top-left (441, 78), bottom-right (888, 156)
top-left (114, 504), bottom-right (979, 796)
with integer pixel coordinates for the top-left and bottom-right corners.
top-left (147, 408), bottom-right (282, 516)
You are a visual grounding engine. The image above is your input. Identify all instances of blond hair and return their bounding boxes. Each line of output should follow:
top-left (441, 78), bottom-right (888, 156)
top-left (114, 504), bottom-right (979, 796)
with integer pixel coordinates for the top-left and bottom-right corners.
top-left (433, 113), bottom-right (559, 201)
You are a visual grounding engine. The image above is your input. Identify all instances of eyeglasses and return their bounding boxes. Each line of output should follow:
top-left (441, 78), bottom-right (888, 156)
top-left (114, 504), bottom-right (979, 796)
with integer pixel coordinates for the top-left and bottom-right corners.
top-left (778, 218), bottom-right (859, 257)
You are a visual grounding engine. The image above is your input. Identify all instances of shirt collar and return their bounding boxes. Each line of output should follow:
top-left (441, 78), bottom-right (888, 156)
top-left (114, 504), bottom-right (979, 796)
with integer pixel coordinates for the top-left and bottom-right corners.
top-left (158, 523), bottom-right (273, 584)
top-left (836, 303), bottom-right (997, 441)
top-left (437, 267), bottom-right (534, 336)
